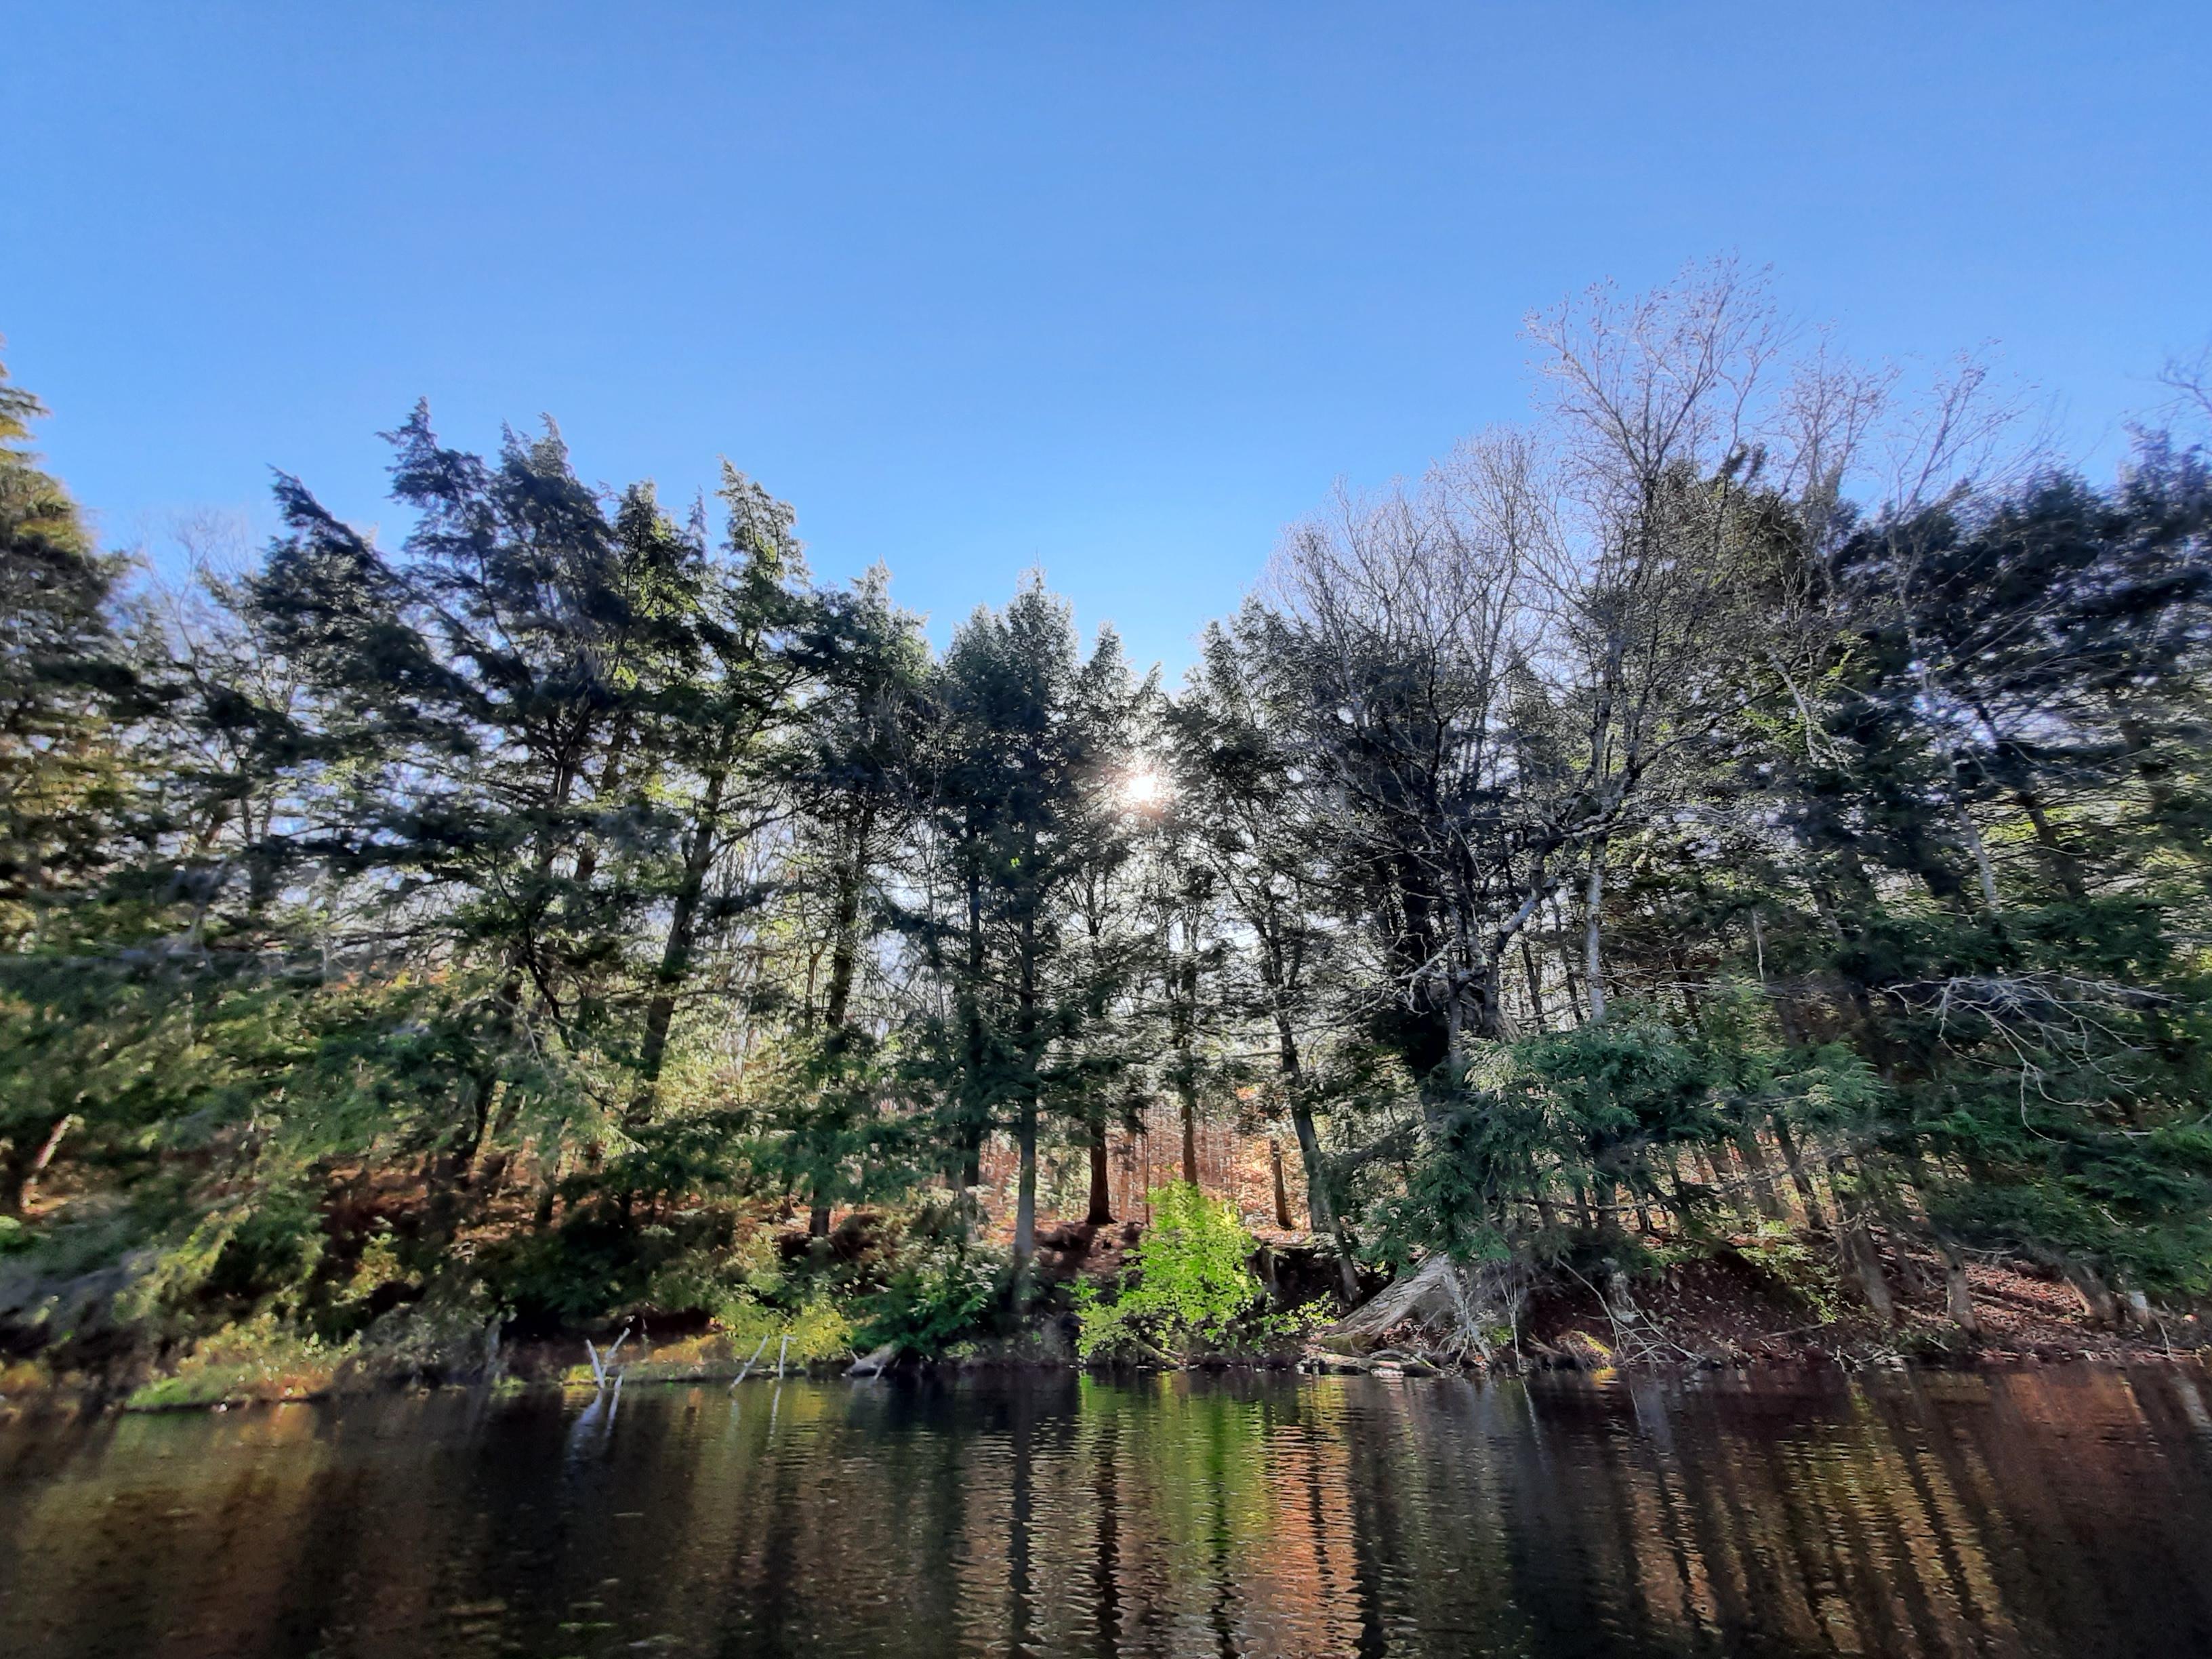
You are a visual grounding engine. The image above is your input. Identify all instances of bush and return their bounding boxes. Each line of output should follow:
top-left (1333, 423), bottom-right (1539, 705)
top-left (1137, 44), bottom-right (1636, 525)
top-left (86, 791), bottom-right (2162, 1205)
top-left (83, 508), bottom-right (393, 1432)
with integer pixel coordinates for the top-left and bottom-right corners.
top-left (351, 1283), bottom-right (506, 1384)
top-left (701, 1292), bottom-right (855, 1366)
top-left (124, 1313), bottom-right (355, 1410)
top-left (1076, 1183), bottom-right (1266, 1362)
top-left (1729, 1219), bottom-right (1847, 1322)
top-left (861, 1239), bottom-right (1004, 1357)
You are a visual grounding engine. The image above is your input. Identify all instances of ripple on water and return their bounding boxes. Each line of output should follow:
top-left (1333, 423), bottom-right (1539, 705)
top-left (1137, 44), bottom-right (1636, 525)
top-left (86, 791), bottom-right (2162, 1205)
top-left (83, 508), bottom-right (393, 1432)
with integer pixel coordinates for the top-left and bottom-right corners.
top-left (3, 1366), bottom-right (2212, 1657)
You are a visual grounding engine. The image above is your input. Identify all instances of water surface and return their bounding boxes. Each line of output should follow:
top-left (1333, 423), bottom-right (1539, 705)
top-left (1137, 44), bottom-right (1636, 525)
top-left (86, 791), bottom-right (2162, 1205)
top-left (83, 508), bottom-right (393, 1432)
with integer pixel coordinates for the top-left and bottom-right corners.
top-left (4, 1365), bottom-right (2211, 1657)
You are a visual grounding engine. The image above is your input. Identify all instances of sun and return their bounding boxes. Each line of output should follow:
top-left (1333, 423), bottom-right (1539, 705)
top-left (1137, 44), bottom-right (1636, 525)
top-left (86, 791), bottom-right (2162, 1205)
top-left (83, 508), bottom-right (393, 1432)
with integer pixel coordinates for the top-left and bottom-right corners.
top-left (1119, 764), bottom-right (1171, 811)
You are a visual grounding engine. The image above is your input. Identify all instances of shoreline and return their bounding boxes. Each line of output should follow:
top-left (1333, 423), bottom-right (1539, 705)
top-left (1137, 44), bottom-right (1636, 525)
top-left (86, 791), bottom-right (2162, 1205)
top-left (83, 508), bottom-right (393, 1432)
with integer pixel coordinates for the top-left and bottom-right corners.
top-left (5, 1332), bottom-right (2207, 1420)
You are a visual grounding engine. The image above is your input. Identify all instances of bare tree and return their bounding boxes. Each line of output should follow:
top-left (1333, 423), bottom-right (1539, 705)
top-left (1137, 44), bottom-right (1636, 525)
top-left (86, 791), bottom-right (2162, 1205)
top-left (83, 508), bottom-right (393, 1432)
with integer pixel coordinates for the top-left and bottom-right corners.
top-left (1254, 262), bottom-right (1873, 1066)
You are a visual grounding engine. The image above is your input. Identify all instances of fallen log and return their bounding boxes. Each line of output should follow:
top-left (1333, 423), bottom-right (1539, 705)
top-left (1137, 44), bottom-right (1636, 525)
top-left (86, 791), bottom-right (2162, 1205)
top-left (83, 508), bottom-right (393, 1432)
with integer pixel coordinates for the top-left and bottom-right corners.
top-left (846, 1342), bottom-right (899, 1378)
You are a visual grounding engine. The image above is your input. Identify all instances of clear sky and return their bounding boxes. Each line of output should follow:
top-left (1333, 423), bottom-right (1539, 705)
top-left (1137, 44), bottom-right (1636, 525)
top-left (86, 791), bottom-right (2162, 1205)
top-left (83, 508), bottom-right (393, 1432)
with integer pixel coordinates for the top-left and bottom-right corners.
top-left (3, 2), bottom-right (2205, 675)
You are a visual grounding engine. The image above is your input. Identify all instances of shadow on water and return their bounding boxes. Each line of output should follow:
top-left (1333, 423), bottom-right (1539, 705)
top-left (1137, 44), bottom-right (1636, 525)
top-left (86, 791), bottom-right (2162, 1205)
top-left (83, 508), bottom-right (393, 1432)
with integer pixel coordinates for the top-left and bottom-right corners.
top-left (5, 1364), bottom-right (2212, 1657)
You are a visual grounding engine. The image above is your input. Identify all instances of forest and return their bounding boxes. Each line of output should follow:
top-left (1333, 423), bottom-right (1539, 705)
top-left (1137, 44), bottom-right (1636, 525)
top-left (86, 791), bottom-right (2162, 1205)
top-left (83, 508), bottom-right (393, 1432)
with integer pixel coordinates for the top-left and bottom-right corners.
top-left (4, 264), bottom-right (2211, 1401)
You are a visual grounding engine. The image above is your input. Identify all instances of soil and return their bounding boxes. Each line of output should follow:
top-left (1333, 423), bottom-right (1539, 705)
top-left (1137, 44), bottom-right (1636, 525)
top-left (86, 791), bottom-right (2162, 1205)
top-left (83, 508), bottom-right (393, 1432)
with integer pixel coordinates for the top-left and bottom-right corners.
top-left (979, 1210), bottom-right (2211, 1374)
top-left (1500, 1232), bottom-right (2203, 1372)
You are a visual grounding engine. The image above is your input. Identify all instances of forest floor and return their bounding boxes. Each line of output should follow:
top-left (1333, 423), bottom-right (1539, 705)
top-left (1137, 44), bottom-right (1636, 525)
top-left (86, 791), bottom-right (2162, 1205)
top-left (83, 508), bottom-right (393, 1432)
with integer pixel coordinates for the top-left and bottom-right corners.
top-left (1010, 1208), bottom-right (2210, 1376)
top-left (1353, 1229), bottom-right (2209, 1374)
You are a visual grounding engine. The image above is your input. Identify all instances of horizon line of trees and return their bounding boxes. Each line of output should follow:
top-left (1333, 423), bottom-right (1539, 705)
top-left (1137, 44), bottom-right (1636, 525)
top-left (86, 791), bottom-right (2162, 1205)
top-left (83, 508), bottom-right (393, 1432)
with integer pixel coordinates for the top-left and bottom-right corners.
top-left (4, 262), bottom-right (2211, 1357)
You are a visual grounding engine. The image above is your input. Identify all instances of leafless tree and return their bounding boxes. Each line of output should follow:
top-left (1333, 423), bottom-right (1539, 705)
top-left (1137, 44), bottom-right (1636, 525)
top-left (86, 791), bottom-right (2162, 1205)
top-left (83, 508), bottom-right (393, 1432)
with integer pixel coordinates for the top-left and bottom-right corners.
top-left (1252, 260), bottom-right (1953, 1061)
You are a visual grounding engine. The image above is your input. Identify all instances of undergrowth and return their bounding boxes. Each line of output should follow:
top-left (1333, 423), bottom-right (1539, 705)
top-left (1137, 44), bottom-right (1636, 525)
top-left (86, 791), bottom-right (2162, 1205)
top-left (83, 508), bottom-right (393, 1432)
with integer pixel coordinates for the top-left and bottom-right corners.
top-left (1076, 1183), bottom-right (1277, 1363)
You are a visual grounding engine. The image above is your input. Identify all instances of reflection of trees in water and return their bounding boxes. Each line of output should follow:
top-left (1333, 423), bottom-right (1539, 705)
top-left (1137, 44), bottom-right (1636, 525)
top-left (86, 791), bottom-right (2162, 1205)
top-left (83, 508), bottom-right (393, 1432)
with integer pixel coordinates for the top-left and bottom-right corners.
top-left (5, 1370), bottom-right (2212, 1656)
top-left (1479, 1368), bottom-right (2212, 1658)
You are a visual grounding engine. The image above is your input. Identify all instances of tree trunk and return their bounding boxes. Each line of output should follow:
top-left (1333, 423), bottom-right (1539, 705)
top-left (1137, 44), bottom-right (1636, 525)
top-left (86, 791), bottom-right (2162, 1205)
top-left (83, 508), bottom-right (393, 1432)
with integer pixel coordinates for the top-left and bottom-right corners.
top-left (630, 764), bottom-right (727, 1126)
top-left (1702, 1139), bottom-right (1736, 1189)
top-left (1520, 938), bottom-right (1549, 1033)
top-left (2014, 788), bottom-right (2086, 900)
top-left (1086, 1107), bottom-right (1113, 1226)
top-left (821, 807), bottom-right (872, 1033)
top-left (1593, 1176), bottom-right (1620, 1246)
top-left (1560, 949), bottom-right (1589, 1023)
top-left (1829, 1158), bottom-right (1895, 1325)
top-left (1769, 1115), bottom-right (1828, 1230)
top-left (1012, 882), bottom-right (1040, 1275)
top-left (1269, 1136), bottom-right (1293, 1229)
top-left (12, 1112), bottom-right (75, 1213)
top-left (1938, 1237), bottom-right (1979, 1334)
top-left (1582, 850), bottom-right (1607, 1024)
top-left (1261, 977), bottom-right (1361, 1301)
top-left (960, 849), bottom-right (987, 1195)
top-left (1014, 1092), bottom-right (1038, 1271)
top-left (1841, 1217), bottom-right (1896, 1325)
top-left (1733, 1127), bottom-right (1784, 1219)
top-left (805, 809), bottom-right (874, 1235)
top-left (532, 1151), bottom-right (563, 1231)
top-left (1286, 1092), bottom-right (1328, 1229)
top-left (1287, 1103), bottom-right (1361, 1302)
top-left (1172, 945), bottom-right (1201, 1186)
top-left (2063, 1258), bottom-right (2119, 1327)
top-left (569, 709), bottom-right (633, 895)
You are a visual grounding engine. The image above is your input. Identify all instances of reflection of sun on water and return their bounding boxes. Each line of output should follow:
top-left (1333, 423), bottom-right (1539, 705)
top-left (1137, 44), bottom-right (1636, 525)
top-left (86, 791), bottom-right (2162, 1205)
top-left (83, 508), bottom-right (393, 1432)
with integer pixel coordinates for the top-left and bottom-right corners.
top-left (1120, 764), bottom-right (1170, 811)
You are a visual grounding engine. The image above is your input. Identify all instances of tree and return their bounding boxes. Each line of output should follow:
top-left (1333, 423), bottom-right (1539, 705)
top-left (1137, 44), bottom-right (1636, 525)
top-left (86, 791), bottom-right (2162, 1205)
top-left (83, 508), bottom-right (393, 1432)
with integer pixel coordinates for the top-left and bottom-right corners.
top-left (0, 350), bottom-right (135, 951)
top-left (0, 347), bottom-right (141, 1210)
top-left (1170, 611), bottom-right (1360, 1291)
top-left (774, 567), bottom-right (930, 1235)
top-left (906, 577), bottom-right (1135, 1271)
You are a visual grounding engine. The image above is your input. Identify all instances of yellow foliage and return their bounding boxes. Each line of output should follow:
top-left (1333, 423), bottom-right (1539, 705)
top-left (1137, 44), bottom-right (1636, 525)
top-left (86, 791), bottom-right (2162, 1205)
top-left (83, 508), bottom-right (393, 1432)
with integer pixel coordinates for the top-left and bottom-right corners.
top-left (124, 1314), bottom-right (356, 1410)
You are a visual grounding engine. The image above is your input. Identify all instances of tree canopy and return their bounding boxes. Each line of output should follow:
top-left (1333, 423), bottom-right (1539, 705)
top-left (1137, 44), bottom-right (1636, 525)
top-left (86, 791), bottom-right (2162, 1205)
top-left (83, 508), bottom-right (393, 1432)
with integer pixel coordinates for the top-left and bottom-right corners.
top-left (4, 267), bottom-right (2210, 1381)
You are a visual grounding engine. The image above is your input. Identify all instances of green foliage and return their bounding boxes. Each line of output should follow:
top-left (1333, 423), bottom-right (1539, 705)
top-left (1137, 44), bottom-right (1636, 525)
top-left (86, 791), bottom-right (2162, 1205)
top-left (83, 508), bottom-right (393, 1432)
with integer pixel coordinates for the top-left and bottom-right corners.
top-left (7, 312), bottom-right (2212, 1383)
top-left (1076, 1183), bottom-right (1266, 1361)
top-left (1378, 1012), bottom-right (1728, 1264)
top-left (860, 1237), bottom-right (1005, 1357)
top-left (1731, 1220), bottom-right (1848, 1322)
top-left (773, 1296), bottom-right (857, 1362)
top-left (123, 1313), bottom-right (356, 1410)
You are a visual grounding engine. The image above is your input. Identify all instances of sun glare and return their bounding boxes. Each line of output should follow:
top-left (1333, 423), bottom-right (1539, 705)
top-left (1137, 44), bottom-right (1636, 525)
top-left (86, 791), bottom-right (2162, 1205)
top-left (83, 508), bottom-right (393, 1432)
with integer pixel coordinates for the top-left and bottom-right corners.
top-left (1120, 764), bottom-right (1171, 811)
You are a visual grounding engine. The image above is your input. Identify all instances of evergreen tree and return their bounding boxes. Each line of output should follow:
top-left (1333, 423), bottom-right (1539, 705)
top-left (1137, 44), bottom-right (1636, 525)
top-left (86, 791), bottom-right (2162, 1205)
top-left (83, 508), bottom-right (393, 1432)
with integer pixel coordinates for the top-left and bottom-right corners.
top-left (907, 578), bottom-right (1136, 1271)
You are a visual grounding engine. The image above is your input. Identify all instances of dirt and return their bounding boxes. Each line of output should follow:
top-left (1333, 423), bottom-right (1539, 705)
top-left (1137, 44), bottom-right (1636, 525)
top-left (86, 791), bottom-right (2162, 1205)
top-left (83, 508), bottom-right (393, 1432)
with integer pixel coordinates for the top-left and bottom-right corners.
top-left (1504, 1232), bottom-right (2208, 1372)
top-left (933, 1206), bottom-right (2211, 1372)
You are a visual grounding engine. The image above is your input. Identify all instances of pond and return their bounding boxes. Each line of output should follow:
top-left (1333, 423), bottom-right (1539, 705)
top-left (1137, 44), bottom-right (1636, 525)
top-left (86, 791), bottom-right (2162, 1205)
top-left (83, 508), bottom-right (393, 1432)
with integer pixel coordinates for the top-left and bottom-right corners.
top-left (3, 1365), bottom-right (2211, 1657)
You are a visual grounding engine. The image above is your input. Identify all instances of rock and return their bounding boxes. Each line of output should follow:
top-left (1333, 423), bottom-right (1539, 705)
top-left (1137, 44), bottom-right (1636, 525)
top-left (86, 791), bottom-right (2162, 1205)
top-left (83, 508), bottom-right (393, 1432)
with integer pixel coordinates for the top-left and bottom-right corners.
top-left (1311, 1351), bottom-right (1374, 1374)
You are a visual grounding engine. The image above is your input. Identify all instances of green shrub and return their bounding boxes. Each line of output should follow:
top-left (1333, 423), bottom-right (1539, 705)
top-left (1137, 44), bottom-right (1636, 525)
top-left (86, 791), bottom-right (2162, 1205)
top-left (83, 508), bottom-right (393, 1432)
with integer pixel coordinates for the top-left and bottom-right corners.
top-left (1076, 1183), bottom-right (1266, 1362)
top-left (783, 1296), bottom-right (857, 1361)
top-left (861, 1240), bottom-right (1004, 1357)
top-left (1731, 1219), bottom-right (1847, 1323)
top-left (684, 1292), bottom-right (855, 1370)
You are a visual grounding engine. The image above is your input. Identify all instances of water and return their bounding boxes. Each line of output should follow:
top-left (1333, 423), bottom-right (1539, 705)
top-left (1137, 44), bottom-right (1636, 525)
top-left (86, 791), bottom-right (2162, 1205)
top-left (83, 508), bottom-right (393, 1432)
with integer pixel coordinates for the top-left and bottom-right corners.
top-left (4, 1366), bottom-right (2212, 1658)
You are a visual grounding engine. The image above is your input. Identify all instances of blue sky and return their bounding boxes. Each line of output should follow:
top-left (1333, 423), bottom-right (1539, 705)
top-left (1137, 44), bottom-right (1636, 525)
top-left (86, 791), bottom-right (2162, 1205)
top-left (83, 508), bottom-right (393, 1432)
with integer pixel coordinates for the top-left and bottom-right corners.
top-left (3, 2), bottom-right (2205, 674)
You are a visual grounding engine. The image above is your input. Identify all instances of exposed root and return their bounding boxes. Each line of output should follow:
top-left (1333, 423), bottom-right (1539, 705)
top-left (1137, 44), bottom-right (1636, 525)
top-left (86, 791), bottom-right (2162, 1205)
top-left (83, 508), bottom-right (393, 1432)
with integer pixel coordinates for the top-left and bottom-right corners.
top-left (1325, 1254), bottom-right (1532, 1364)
